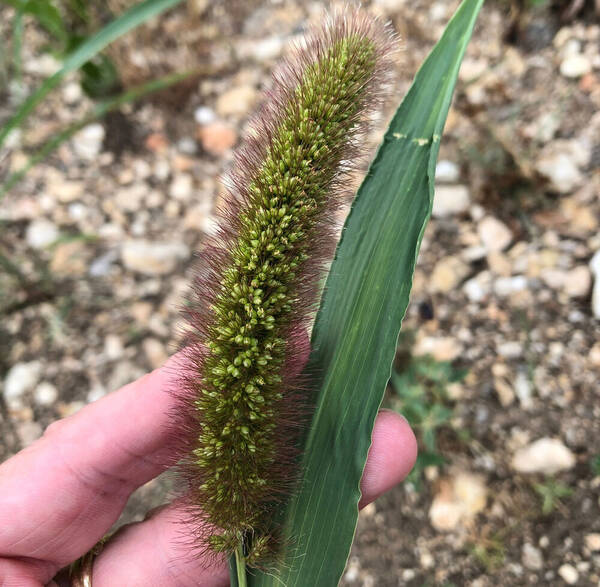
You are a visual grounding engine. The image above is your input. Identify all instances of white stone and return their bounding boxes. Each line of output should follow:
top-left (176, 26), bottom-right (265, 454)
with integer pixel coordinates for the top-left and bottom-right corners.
top-left (169, 174), bottom-right (193, 201)
top-left (589, 343), bottom-right (600, 367)
top-left (87, 384), bottom-right (107, 403)
top-left (4, 361), bottom-right (42, 408)
top-left (514, 371), bottom-right (533, 409)
top-left (494, 275), bottom-right (528, 297)
top-left (343, 559), bottom-right (360, 582)
top-left (177, 137), bottom-right (197, 155)
top-left (584, 533), bottom-right (600, 551)
top-left (151, 160), bottom-right (169, 183)
top-left (34, 382), bottom-right (58, 406)
top-left (89, 250), bottom-right (118, 277)
top-left (133, 159), bottom-right (152, 180)
top-left (432, 185), bottom-right (470, 217)
top-left (497, 341), bottom-right (523, 358)
top-left (53, 180), bottom-right (84, 203)
top-left (558, 564), bottom-right (579, 585)
top-left (590, 250), bottom-right (600, 276)
top-left (561, 38), bottom-right (581, 58)
top-left (590, 250), bottom-right (600, 319)
top-left (560, 54), bottom-right (592, 78)
top-left (430, 255), bottom-right (470, 293)
top-left (522, 543), bottom-right (544, 571)
top-left (535, 140), bottom-right (589, 193)
top-left (564, 266), bottom-right (591, 298)
top-left (62, 81), bottom-right (83, 104)
top-left (540, 153), bottom-right (582, 194)
top-left (216, 85), bottom-right (257, 117)
top-left (463, 271), bottom-right (492, 303)
top-left (512, 438), bottom-right (576, 474)
top-left (116, 184), bottom-right (146, 212)
top-left (419, 550), bottom-right (434, 569)
top-left (238, 36), bottom-right (284, 61)
top-left (459, 57), bottom-right (488, 81)
top-left (401, 569), bottom-right (416, 581)
top-left (68, 203), bottom-right (86, 221)
top-left (494, 377), bottom-right (515, 407)
top-left (24, 54), bottom-right (61, 76)
top-left (414, 336), bottom-right (463, 361)
top-left (72, 123), bottom-right (105, 160)
top-left (524, 111), bottom-right (561, 143)
top-left (541, 268), bottom-right (567, 290)
top-left (4, 128), bottom-right (21, 150)
top-left (194, 106), bottom-right (216, 125)
top-left (104, 334), bottom-right (124, 360)
top-left (98, 223), bottom-right (123, 240)
top-left (429, 472), bottom-right (487, 531)
top-left (26, 218), bottom-right (59, 249)
top-left (478, 216), bottom-right (512, 252)
top-left (435, 160), bottom-right (460, 183)
top-left (121, 240), bottom-right (190, 275)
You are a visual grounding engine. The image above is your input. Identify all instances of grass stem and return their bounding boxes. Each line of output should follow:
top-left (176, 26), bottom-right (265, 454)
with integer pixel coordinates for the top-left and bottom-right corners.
top-left (235, 543), bottom-right (248, 587)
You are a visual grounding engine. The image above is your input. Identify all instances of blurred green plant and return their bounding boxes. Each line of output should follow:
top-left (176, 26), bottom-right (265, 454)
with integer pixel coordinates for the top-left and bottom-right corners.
top-left (470, 533), bottom-right (506, 572)
top-left (0, 0), bottom-right (195, 309)
top-left (533, 477), bottom-right (574, 515)
top-left (590, 455), bottom-right (600, 476)
top-left (0, 69), bottom-right (195, 197)
top-left (0, 0), bottom-right (185, 152)
top-left (387, 330), bottom-right (467, 488)
top-left (5, 0), bottom-right (114, 97)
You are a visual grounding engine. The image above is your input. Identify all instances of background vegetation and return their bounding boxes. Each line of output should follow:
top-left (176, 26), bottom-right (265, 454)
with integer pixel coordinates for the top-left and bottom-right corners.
top-left (1, 0), bottom-right (599, 584)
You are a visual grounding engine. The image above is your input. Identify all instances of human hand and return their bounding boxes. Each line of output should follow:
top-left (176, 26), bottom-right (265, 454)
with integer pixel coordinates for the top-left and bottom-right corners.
top-left (0, 356), bottom-right (416, 586)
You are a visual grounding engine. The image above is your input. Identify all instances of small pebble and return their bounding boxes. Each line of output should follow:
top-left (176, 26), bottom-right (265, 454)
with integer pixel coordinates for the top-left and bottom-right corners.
top-left (4, 361), bottom-right (42, 408)
top-left (432, 185), bottom-right (470, 218)
top-left (435, 160), bottom-right (460, 183)
top-left (104, 334), bottom-right (124, 360)
top-left (216, 85), bottom-right (258, 117)
top-left (585, 533), bottom-right (600, 552)
top-left (512, 438), bottom-right (576, 474)
top-left (121, 240), bottom-right (190, 275)
top-left (589, 250), bottom-right (600, 319)
top-left (560, 54), bottom-right (592, 78)
top-left (34, 382), bottom-right (59, 406)
top-left (197, 122), bottom-right (238, 156)
top-left (564, 266), bottom-right (591, 298)
top-left (478, 216), bottom-right (512, 252)
top-left (522, 543), bottom-right (544, 571)
top-left (62, 81), bottom-right (82, 104)
top-left (169, 174), bottom-right (193, 201)
top-left (194, 106), bottom-right (216, 125)
top-left (26, 219), bottom-right (59, 249)
top-left (558, 563), bottom-right (579, 585)
top-left (72, 123), bottom-right (105, 160)
top-left (430, 255), bottom-right (470, 293)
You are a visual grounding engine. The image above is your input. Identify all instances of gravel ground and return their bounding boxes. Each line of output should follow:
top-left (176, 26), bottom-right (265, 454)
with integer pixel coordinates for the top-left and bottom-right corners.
top-left (1, 0), bottom-right (600, 585)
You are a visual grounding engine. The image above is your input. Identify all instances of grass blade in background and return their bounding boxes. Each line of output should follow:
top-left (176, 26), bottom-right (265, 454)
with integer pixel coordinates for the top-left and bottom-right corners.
top-left (248, 0), bottom-right (484, 584)
top-left (0, 0), bottom-right (184, 148)
top-left (0, 69), bottom-right (195, 198)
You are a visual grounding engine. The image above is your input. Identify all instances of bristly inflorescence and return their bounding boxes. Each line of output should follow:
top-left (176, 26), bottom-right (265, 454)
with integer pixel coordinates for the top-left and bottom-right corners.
top-left (176, 9), bottom-right (396, 564)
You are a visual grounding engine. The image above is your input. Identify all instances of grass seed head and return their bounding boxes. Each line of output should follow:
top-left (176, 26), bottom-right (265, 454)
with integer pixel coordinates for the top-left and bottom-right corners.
top-left (174, 7), bottom-right (397, 564)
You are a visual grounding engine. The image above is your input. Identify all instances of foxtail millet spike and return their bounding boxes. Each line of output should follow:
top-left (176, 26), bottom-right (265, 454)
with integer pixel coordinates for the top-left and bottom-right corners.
top-left (175, 9), bottom-right (397, 564)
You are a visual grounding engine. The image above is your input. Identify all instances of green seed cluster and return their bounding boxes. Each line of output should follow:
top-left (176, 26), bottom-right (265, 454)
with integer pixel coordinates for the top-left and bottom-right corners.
top-left (190, 29), bottom-right (383, 557)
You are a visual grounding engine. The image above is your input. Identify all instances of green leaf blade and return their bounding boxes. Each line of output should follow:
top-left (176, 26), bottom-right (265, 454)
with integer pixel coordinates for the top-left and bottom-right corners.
top-left (249, 0), bottom-right (484, 584)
